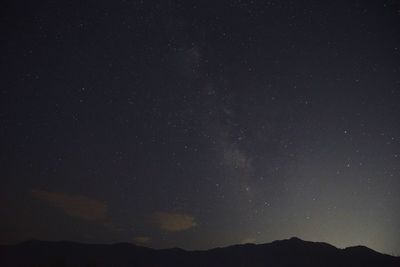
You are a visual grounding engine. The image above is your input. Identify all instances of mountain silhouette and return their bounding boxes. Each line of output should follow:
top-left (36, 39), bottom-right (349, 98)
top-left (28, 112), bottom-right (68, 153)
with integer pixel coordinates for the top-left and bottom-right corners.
top-left (0, 237), bottom-right (398, 266)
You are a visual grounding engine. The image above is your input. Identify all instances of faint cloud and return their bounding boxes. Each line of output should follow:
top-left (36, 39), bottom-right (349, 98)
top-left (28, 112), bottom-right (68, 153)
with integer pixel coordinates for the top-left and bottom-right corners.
top-left (134, 236), bottom-right (151, 245)
top-left (153, 212), bottom-right (197, 232)
top-left (31, 189), bottom-right (107, 222)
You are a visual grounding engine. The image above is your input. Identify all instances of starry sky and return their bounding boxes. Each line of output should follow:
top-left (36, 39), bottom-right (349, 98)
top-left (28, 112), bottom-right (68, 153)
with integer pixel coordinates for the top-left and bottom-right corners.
top-left (1, 0), bottom-right (400, 256)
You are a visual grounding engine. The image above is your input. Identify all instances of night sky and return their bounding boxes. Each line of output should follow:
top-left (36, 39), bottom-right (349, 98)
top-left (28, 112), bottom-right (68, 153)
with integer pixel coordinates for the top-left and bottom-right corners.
top-left (1, 0), bottom-right (400, 256)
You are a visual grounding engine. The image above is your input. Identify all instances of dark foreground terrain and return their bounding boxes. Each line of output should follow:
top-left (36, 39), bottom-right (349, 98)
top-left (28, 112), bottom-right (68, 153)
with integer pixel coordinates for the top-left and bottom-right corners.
top-left (0, 237), bottom-right (399, 267)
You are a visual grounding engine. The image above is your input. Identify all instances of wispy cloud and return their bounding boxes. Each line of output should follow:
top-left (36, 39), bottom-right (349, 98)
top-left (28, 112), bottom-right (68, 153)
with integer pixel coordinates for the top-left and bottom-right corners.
top-left (31, 189), bottom-right (107, 222)
top-left (153, 212), bottom-right (197, 232)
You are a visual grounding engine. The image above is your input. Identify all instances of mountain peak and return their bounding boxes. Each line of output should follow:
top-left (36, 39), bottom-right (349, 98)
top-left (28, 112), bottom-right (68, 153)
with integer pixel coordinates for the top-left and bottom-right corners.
top-left (288, 237), bottom-right (304, 242)
top-left (344, 245), bottom-right (379, 255)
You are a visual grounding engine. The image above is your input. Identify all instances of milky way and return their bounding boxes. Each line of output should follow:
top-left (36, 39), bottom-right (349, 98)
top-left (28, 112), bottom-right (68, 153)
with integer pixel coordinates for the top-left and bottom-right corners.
top-left (1, 0), bottom-right (400, 256)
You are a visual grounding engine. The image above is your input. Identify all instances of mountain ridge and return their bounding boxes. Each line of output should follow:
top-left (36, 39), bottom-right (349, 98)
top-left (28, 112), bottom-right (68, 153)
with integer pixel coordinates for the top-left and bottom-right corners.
top-left (1, 237), bottom-right (399, 267)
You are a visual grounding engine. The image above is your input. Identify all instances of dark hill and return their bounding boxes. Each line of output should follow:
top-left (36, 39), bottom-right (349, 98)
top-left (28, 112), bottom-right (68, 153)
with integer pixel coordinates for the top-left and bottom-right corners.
top-left (0, 237), bottom-right (398, 267)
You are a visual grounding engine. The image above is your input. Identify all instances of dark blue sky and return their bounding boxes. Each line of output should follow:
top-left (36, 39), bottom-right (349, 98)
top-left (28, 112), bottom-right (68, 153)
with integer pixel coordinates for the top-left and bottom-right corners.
top-left (1, 0), bottom-right (400, 255)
